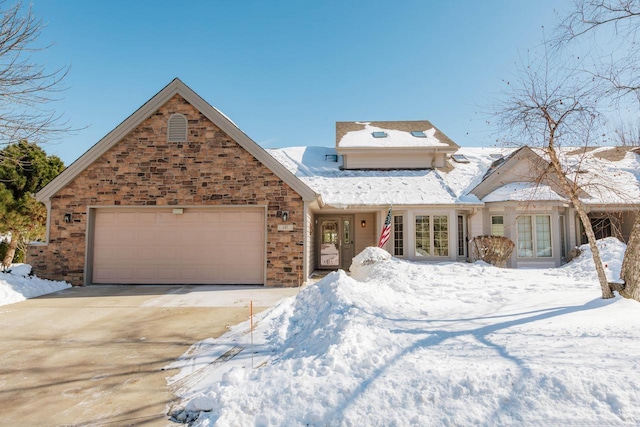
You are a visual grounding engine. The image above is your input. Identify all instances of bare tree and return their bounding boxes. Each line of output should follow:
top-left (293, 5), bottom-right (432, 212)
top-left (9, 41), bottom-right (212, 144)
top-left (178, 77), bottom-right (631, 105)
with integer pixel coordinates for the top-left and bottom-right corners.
top-left (618, 214), bottom-right (640, 299)
top-left (613, 119), bottom-right (640, 146)
top-left (557, 0), bottom-right (640, 101)
top-left (555, 0), bottom-right (640, 300)
top-left (494, 49), bottom-right (615, 298)
top-left (0, 1), bottom-right (70, 156)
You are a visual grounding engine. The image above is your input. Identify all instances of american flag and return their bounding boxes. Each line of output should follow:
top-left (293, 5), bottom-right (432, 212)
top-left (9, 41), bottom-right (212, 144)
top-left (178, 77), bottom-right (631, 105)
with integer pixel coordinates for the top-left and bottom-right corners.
top-left (378, 207), bottom-right (392, 248)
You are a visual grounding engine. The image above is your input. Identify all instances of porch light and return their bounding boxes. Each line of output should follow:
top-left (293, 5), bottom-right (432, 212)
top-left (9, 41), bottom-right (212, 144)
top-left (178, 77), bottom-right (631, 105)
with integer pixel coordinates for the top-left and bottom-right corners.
top-left (361, 220), bottom-right (366, 228)
top-left (63, 213), bottom-right (72, 223)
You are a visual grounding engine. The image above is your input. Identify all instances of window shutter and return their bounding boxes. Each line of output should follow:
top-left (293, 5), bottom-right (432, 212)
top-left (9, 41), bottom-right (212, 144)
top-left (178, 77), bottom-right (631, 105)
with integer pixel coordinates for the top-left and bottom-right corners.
top-left (168, 114), bottom-right (188, 142)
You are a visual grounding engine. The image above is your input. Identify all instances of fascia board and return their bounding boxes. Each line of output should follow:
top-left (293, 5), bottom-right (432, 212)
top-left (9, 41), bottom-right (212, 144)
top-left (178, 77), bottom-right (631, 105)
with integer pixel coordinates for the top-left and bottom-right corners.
top-left (36, 79), bottom-right (183, 202)
top-left (470, 147), bottom-right (547, 200)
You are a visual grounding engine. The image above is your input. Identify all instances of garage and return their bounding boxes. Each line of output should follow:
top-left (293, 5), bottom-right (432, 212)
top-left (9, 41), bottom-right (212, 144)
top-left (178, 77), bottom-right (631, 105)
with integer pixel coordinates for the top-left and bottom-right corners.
top-left (91, 208), bottom-right (265, 285)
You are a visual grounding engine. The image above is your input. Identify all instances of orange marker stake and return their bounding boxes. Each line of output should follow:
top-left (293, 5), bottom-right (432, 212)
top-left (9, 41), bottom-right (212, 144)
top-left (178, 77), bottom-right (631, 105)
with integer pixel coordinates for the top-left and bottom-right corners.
top-left (250, 300), bottom-right (254, 369)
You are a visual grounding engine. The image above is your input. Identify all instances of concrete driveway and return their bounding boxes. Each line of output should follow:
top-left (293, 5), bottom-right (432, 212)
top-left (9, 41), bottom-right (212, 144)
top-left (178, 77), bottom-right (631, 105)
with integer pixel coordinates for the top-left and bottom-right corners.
top-left (0, 285), bottom-right (300, 426)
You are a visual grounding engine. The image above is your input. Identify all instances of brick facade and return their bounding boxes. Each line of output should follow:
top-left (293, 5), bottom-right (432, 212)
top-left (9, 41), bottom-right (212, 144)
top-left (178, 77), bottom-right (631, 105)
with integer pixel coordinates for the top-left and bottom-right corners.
top-left (27, 94), bottom-right (305, 287)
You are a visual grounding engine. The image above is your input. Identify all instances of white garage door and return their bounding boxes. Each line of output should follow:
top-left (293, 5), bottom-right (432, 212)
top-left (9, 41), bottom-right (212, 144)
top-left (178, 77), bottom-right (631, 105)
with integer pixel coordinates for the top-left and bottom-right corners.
top-left (92, 208), bottom-right (265, 284)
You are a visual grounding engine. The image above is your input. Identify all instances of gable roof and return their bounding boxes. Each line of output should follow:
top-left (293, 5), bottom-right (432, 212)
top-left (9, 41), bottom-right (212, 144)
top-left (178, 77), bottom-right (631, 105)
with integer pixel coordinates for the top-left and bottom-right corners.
top-left (36, 78), bottom-right (318, 202)
top-left (335, 121), bottom-right (459, 150)
top-left (470, 146), bottom-right (553, 200)
top-left (470, 145), bottom-right (640, 206)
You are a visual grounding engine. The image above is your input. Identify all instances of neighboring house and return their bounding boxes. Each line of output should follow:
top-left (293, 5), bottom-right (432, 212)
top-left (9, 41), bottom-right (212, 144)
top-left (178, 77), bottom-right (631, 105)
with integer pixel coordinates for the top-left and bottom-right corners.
top-left (28, 79), bottom-right (640, 286)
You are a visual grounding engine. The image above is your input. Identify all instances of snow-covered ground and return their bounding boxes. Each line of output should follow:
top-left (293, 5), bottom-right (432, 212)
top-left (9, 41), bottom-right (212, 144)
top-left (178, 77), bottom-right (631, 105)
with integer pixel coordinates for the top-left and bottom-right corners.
top-left (0, 264), bottom-right (70, 306)
top-left (168, 238), bottom-right (640, 426)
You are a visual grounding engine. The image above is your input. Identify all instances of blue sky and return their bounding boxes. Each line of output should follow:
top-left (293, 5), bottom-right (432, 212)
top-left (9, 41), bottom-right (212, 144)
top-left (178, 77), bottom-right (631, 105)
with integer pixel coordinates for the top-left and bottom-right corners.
top-left (33, 0), bottom-right (565, 165)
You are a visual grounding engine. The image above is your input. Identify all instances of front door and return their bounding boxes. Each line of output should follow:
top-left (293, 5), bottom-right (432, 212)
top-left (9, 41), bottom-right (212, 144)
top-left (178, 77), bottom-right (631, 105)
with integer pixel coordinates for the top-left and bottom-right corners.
top-left (318, 216), bottom-right (355, 270)
top-left (320, 219), bottom-right (340, 268)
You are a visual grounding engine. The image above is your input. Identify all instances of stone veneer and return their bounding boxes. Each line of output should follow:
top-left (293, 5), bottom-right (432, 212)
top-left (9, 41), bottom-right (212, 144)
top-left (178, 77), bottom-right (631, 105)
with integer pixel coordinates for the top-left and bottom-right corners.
top-left (27, 94), bottom-right (305, 287)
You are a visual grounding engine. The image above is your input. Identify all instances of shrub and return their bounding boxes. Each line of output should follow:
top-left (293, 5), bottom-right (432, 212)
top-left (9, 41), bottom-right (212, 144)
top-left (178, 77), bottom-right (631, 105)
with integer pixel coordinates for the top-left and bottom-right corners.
top-left (566, 246), bottom-right (583, 263)
top-left (469, 235), bottom-right (515, 267)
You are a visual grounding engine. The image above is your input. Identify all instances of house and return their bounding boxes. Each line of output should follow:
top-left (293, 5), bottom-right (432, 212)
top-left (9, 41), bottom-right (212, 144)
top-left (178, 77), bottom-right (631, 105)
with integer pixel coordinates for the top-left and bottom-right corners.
top-left (28, 79), bottom-right (317, 287)
top-left (28, 79), bottom-right (640, 286)
top-left (271, 137), bottom-right (639, 272)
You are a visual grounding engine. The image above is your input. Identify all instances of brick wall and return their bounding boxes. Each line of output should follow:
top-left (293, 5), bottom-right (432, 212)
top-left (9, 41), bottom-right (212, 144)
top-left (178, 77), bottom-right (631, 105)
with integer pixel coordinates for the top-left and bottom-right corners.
top-left (27, 94), bottom-right (305, 287)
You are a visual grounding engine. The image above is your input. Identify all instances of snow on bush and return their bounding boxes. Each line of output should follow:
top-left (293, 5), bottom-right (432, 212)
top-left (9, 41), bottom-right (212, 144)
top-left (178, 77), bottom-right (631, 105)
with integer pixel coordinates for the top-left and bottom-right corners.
top-left (171, 242), bottom-right (640, 426)
top-left (0, 264), bottom-right (71, 306)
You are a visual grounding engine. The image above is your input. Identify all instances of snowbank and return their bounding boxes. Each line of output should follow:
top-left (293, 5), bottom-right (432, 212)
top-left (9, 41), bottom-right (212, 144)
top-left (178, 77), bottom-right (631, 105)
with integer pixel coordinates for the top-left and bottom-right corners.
top-left (0, 264), bottom-right (71, 306)
top-left (562, 237), bottom-right (627, 283)
top-left (169, 242), bottom-right (640, 426)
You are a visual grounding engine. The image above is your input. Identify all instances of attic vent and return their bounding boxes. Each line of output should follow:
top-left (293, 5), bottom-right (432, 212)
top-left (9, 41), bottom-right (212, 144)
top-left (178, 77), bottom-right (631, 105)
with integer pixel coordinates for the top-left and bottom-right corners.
top-left (411, 131), bottom-right (426, 137)
top-left (325, 154), bottom-right (339, 162)
top-left (452, 154), bottom-right (470, 164)
top-left (372, 131), bottom-right (387, 138)
top-left (168, 114), bottom-right (188, 142)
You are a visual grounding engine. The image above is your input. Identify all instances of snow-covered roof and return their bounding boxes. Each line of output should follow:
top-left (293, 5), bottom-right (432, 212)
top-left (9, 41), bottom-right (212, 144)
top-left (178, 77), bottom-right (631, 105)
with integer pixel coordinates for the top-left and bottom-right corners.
top-left (558, 147), bottom-right (640, 206)
top-left (482, 182), bottom-right (567, 203)
top-left (338, 123), bottom-right (447, 148)
top-left (268, 144), bottom-right (640, 209)
top-left (336, 121), bottom-right (458, 149)
top-left (268, 146), bottom-right (504, 207)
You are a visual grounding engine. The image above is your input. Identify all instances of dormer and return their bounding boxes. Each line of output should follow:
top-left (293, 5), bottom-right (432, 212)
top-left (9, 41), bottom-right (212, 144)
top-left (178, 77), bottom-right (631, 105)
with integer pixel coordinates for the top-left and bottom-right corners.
top-left (335, 121), bottom-right (459, 169)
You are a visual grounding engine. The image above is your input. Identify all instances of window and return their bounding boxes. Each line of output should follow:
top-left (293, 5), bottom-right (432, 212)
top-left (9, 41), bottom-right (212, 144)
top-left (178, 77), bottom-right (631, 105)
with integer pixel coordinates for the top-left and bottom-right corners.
top-left (517, 215), bottom-right (552, 258)
top-left (343, 220), bottom-right (350, 244)
top-left (415, 215), bottom-right (431, 256)
top-left (559, 215), bottom-right (566, 259)
top-left (393, 215), bottom-right (404, 257)
top-left (415, 215), bottom-right (449, 257)
top-left (325, 154), bottom-right (339, 162)
top-left (168, 114), bottom-right (188, 142)
top-left (372, 131), bottom-right (387, 138)
top-left (411, 131), bottom-right (426, 137)
top-left (451, 154), bottom-right (470, 163)
top-left (491, 216), bottom-right (504, 236)
top-left (517, 216), bottom-right (533, 257)
top-left (457, 215), bottom-right (465, 257)
top-left (536, 216), bottom-right (551, 257)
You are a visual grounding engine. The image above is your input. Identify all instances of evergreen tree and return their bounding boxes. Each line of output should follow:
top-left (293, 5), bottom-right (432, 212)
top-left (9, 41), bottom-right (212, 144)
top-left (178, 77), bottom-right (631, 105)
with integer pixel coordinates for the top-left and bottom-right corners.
top-left (0, 140), bottom-right (64, 269)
